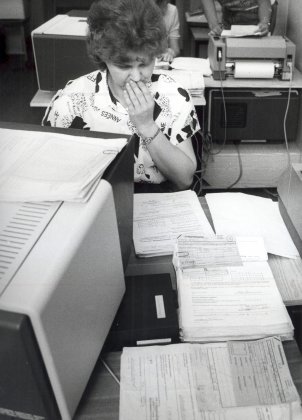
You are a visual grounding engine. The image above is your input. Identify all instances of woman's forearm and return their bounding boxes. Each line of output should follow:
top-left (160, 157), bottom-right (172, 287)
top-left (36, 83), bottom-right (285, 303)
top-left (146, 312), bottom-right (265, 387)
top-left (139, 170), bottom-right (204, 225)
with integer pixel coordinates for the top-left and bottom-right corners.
top-left (145, 129), bottom-right (197, 190)
top-left (257, 0), bottom-right (272, 24)
top-left (200, 0), bottom-right (220, 30)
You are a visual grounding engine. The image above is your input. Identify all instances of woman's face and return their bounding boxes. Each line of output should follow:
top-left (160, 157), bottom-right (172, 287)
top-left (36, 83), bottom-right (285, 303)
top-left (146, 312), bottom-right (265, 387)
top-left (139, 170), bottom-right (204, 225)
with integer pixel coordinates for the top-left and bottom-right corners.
top-left (106, 51), bottom-right (155, 91)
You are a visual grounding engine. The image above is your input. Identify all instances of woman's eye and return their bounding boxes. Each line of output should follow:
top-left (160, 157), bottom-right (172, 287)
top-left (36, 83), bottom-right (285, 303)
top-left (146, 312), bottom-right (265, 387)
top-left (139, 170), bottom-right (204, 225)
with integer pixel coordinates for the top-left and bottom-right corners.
top-left (117, 64), bottom-right (131, 69)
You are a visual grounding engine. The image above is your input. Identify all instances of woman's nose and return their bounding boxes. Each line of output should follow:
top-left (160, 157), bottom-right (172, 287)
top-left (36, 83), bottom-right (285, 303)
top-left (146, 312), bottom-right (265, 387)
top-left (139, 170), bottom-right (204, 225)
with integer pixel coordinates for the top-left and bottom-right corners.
top-left (129, 67), bottom-right (141, 82)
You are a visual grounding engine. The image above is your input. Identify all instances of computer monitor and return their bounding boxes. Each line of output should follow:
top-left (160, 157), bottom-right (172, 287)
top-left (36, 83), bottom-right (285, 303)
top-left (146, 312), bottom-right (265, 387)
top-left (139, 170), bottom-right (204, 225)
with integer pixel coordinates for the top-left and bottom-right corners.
top-left (0, 123), bottom-right (134, 420)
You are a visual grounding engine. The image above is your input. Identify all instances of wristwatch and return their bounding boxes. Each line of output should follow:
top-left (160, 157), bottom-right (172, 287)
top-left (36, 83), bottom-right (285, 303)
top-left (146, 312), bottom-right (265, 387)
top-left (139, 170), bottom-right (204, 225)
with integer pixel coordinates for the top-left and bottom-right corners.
top-left (140, 127), bottom-right (161, 149)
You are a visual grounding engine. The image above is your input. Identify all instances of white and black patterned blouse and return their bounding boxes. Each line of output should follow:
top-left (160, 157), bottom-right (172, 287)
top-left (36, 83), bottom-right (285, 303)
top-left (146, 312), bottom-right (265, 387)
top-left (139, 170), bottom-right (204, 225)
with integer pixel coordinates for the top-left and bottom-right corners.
top-left (42, 70), bottom-right (200, 184)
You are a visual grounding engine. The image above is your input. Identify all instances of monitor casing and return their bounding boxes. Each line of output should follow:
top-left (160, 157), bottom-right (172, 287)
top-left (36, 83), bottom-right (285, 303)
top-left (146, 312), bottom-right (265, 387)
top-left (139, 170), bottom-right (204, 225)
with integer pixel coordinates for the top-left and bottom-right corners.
top-left (0, 123), bottom-right (134, 420)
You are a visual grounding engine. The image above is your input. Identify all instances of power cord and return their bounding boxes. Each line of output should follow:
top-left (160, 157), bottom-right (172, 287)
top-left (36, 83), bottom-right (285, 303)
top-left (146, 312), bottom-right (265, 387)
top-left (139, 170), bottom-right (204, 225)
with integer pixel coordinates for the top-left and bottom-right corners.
top-left (209, 50), bottom-right (228, 156)
top-left (225, 141), bottom-right (243, 189)
top-left (282, 61), bottom-right (293, 172)
top-left (191, 130), bottom-right (213, 195)
top-left (101, 357), bottom-right (120, 385)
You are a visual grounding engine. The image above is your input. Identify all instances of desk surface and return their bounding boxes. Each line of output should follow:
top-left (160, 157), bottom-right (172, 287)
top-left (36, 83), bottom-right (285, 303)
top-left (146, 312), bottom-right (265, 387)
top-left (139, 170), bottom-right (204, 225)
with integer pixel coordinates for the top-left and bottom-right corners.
top-left (31, 67), bottom-right (302, 109)
top-left (73, 196), bottom-right (302, 419)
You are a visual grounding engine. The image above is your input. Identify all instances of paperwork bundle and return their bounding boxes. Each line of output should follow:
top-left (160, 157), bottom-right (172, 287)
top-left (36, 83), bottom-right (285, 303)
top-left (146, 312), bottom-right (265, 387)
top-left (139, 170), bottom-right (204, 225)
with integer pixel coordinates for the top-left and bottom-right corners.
top-left (154, 57), bottom-right (212, 101)
top-left (120, 337), bottom-right (302, 420)
top-left (0, 128), bottom-right (127, 202)
top-left (205, 192), bottom-right (302, 305)
top-left (133, 190), bottom-right (214, 257)
top-left (173, 235), bottom-right (294, 342)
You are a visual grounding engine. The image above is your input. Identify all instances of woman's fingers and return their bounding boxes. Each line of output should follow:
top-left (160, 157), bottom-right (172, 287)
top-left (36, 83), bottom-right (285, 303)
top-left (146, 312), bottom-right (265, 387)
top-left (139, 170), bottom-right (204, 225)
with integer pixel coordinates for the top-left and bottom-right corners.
top-left (124, 80), bottom-right (153, 112)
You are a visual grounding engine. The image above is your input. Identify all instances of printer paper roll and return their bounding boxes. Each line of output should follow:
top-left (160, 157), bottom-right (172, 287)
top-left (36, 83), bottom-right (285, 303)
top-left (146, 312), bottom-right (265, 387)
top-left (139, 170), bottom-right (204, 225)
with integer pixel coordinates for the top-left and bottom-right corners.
top-left (234, 61), bottom-right (275, 79)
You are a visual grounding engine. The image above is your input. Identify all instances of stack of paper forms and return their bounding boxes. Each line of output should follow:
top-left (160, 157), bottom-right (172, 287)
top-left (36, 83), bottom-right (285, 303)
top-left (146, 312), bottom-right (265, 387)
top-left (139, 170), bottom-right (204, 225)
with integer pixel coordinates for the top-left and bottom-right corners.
top-left (173, 235), bottom-right (294, 342)
top-left (0, 128), bottom-right (127, 203)
top-left (154, 57), bottom-right (212, 102)
top-left (120, 337), bottom-right (302, 420)
top-left (133, 190), bottom-right (215, 257)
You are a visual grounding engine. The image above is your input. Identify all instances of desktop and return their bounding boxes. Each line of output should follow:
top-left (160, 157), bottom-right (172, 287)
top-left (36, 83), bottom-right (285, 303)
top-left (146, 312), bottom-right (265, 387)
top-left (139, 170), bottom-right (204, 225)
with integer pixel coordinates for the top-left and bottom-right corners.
top-left (0, 123), bottom-right (134, 420)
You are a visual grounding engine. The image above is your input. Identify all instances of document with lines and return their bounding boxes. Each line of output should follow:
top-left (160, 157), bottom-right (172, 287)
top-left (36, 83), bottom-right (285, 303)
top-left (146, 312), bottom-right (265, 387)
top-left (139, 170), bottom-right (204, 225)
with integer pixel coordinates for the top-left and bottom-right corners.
top-left (0, 128), bottom-right (127, 202)
top-left (133, 191), bottom-right (215, 257)
top-left (120, 337), bottom-right (302, 420)
top-left (173, 235), bottom-right (294, 342)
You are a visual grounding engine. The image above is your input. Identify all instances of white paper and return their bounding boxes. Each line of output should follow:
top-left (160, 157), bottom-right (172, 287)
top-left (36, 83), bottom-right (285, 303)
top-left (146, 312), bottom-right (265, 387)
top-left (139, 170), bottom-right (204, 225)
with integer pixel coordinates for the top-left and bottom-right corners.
top-left (0, 128), bottom-right (127, 202)
top-left (205, 192), bottom-right (299, 259)
top-left (120, 338), bottom-right (302, 420)
top-left (234, 61), bottom-right (275, 79)
top-left (221, 25), bottom-right (259, 37)
top-left (175, 261), bottom-right (293, 342)
top-left (133, 191), bottom-right (215, 257)
top-left (173, 235), bottom-right (294, 342)
top-left (156, 57), bottom-right (212, 75)
top-left (269, 254), bottom-right (302, 305)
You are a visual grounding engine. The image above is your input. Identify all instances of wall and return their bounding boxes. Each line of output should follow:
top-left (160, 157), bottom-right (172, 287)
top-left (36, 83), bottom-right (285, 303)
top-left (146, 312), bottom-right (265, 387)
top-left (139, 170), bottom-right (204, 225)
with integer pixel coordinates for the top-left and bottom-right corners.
top-left (286, 0), bottom-right (302, 151)
top-left (274, 0), bottom-right (288, 35)
top-left (286, 0), bottom-right (302, 72)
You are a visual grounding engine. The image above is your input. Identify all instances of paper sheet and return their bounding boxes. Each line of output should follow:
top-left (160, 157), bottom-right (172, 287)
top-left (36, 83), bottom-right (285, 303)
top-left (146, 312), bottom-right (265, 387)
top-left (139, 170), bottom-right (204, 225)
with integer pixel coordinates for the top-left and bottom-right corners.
top-left (120, 338), bottom-right (302, 420)
top-left (155, 57), bottom-right (212, 75)
top-left (205, 193), bottom-right (299, 259)
top-left (0, 128), bottom-right (127, 202)
top-left (221, 25), bottom-right (259, 37)
top-left (269, 255), bottom-right (302, 305)
top-left (133, 191), bottom-right (215, 257)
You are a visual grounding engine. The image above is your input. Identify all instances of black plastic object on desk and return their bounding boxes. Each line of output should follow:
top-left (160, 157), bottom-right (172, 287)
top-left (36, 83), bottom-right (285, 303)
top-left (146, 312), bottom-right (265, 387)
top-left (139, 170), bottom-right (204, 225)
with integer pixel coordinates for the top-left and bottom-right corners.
top-left (104, 273), bottom-right (180, 351)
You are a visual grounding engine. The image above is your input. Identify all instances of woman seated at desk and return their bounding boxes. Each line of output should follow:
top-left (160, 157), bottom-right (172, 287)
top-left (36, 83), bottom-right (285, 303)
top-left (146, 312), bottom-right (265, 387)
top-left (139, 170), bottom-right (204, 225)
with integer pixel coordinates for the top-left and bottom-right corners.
top-left (42, 0), bottom-right (199, 192)
top-left (200, 0), bottom-right (277, 37)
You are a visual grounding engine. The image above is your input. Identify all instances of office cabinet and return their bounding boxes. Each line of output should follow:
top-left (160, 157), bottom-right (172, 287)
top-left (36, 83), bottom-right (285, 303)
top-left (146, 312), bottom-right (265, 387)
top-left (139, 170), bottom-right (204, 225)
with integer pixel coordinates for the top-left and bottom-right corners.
top-left (198, 72), bottom-right (302, 189)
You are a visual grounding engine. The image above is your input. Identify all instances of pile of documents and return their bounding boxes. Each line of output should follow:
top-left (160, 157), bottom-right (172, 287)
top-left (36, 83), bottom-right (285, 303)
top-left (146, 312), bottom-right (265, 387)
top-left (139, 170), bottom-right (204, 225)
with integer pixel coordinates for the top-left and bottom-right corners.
top-left (154, 57), bottom-right (212, 102)
top-left (173, 235), bottom-right (294, 342)
top-left (120, 337), bottom-right (302, 420)
top-left (133, 190), bottom-right (214, 257)
top-left (205, 192), bottom-right (302, 305)
top-left (221, 24), bottom-right (261, 37)
top-left (0, 128), bottom-right (127, 202)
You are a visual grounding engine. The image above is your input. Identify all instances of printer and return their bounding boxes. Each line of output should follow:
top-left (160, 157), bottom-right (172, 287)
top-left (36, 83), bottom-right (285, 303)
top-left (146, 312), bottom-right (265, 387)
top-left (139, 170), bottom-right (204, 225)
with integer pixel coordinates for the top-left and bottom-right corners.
top-left (208, 35), bottom-right (296, 80)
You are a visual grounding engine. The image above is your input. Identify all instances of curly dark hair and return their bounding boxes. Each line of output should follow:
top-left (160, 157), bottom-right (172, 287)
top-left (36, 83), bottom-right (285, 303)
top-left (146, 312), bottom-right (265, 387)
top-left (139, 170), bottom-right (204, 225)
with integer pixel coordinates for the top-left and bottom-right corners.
top-left (87, 0), bottom-right (167, 71)
top-left (154, 0), bottom-right (169, 13)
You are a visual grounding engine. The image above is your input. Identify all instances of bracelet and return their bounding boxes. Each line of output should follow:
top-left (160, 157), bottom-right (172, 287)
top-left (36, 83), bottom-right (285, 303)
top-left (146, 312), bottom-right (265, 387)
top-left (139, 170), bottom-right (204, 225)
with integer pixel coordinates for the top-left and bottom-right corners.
top-left (140, 127), bottom-right (161, 149)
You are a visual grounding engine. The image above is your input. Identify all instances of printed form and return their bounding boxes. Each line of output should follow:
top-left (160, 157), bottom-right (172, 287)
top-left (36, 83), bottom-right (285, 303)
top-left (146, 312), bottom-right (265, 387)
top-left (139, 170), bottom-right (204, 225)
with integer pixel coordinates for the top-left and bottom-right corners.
top-left (120, 337), bottom-right (302, 420)
top-left (133, 191), bottom-right (214, 257)
top-left (173, 235), bottom-right (294, 342)
top-left (0, 128), bottom-right (127, 202)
